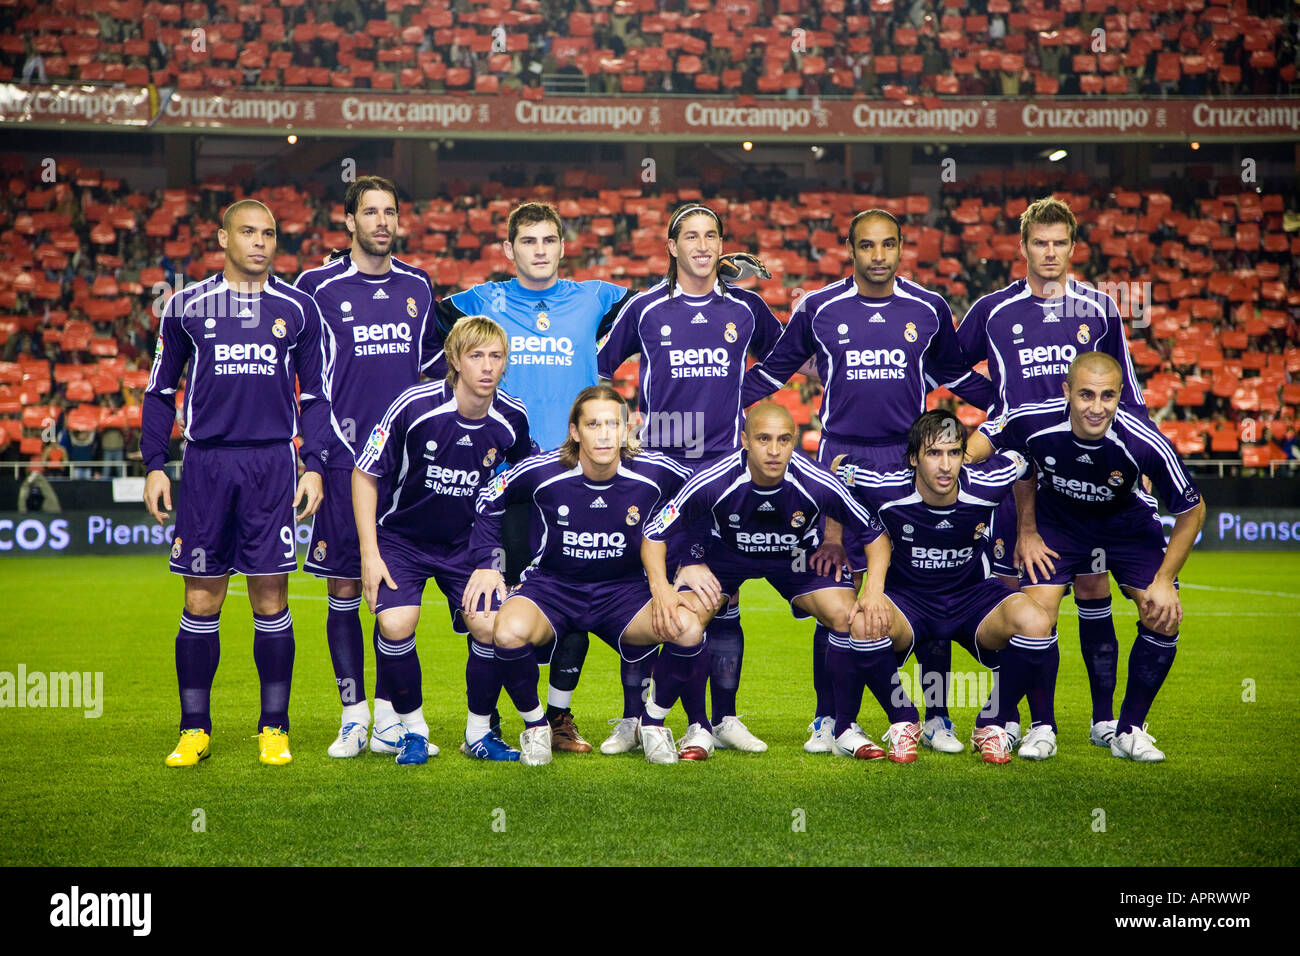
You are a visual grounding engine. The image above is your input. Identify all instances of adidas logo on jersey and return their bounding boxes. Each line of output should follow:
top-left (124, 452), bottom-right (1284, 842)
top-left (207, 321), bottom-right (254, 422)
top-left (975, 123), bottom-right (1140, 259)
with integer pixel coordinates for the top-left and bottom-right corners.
top-left (1076, 453), bottom-right (1094, 464)
top-left (237, 307), bottom-right (254, 318)
top-left (758, 501), bottom-right (775, 512)
top-left (691, 312), bottom-right (708, 324)
top-left (372, 288), bottom-right (389, 300)
top-left (457, 434), bottom-right (473, 446)
top-left (590, 496), bottom-right (607, 509)
top-left (1043, 311), bottom-right (1059, 323)
top-left (869, 312), bottom-right (885, 323)
top-left (935, 519), bottom-right (953, 529)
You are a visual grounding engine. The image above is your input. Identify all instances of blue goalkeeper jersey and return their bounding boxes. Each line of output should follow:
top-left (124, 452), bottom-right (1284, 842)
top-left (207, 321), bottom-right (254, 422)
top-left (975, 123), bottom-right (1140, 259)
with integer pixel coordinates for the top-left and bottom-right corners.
top-left (435, 278), bottom-right (630, 450)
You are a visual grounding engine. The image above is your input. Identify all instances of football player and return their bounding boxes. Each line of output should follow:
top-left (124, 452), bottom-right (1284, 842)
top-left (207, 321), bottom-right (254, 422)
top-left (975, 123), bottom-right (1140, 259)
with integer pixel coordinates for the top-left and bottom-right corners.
top-left (740, 209), bottom-right (993, 756)
top-left (595, 202), bottom-right (782, 758)
top-left (968, 352), bottom-right (1205, 761)
top-left (466, 385), bottom-right (700, 765)
top-left (295, 175), bottom-right (444, 758)
top-left (432, 202), bottom-right (632, 754)
top-left (352, 315), bottom-right (534, 763)
top-left (955, 196), bottom-right (1148, 750)
top-left (833, 409), bottom-right (1054, 763)
top-left (144, 200), bottom-right (330, 767)
top-left (642, 403), bottom-right (921, 762)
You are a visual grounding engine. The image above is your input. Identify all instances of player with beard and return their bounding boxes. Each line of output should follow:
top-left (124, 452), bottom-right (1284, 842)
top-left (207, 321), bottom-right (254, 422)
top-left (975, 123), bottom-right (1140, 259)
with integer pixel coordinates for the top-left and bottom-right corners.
top-left (740, 210), bottom-right (994, 756)
top-left (295, 176), bottom-right (445, 758)
top-left (145, 200), bottom-right (329, 767)
top-left (955, 197), bottom-right (1147, 751)
top-left (832, 410), bottom-right (1053, 763)
top-left (595, 203), bottom-right (781, 759)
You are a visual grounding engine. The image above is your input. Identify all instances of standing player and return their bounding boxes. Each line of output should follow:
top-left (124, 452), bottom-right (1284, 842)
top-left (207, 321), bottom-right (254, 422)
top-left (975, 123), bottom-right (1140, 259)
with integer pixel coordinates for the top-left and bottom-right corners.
top-left (969, 353), bottom-right (1205, 761)
top-left (956, 196), bottom-right (1148, 749)
top-left (295, 175), bottom-right (443, 758)
top-left (740, 209), bottom-right (993, 755)
top-left (643, 403), bottom-right (923, 762)
top-left (596, 202), bottom-right (782, 757)
top-left (833, 410), bottom-right (1053, 763)
top-left (352, 316), bottom-right (533, 763)
top-left (143, 199), bottom-right (330, 767)
top-left (466, 385), bottom-right (699, 765)
top-left (432, 202), bottom-right (631, 753)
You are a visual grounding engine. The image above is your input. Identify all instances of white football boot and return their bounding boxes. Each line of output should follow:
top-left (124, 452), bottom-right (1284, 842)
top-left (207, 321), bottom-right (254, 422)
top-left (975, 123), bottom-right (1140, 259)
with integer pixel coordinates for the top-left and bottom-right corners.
top-left (1111, 723), bottom-right (1165, 762)
top-left (1018, 724), bottom-right (1058, 761)
top-left (713, 715), bottom-right (767, 752)
top-left (599, 717), bottom-right (642, 755)
top-left (639, 724), bottom-right (679, 764)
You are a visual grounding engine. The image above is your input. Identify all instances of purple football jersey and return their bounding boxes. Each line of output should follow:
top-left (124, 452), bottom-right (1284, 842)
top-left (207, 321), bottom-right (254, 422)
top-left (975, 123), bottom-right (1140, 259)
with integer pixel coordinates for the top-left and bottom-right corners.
top-left (957, 277), bottom-right (1146, 421)
top-left (740, 275), bottom-right (989, 444)
top-left (141, 273), bottom-right (330, 472)
top-left (837, 452), bottom-right (1028, 595)
top-left (472, 450), bottom-right (691, 582)
top-left (643, 449), bottom-right (882, 562)
top-left (355, 380), bottom-right (534, 548)
top-left (295, 255), bottom-right (442, 469)
top-left (985, 398), bottom-right (1201, 524)
top-left (597, 279), bottom-right (781, 461)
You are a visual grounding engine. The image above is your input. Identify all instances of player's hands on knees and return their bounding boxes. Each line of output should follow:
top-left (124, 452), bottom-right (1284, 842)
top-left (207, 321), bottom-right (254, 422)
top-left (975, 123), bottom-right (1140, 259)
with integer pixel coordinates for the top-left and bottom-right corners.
top-left (850, 589), bottom-right (891, 641)
top-left (1016, 531), bottom-right (1058, 585)
top-left (650, 584), bottom-right (687, 641)
top-left (144, 469), bottom-right (172, 525)
top-left (463, 569), bottom-right (507, 621)
top-left (294, 471), bottom-right (324, 520)
top-left (361, 550), bottom-right (397, 615)
top-left (1139, 578), bottom-right (1182, 635)
top-left (810, 541), bottom-right (850, 581)
top-left (674, 563), bottom-right (721, 612)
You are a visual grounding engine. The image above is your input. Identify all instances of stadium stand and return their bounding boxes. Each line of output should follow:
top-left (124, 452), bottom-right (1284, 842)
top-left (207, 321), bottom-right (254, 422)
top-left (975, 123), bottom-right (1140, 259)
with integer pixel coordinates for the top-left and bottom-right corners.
top-left (0, 149), bottom-right (1295, 476)
top-left (0, 0), bottom-right (1294, 97)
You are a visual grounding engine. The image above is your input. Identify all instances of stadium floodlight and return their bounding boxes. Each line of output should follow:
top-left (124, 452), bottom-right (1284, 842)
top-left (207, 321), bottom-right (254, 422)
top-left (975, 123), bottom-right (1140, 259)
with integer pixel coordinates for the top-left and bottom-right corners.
top-left (742, 141), bottom-right (753, 151)
top-left (1048, 148), bottom-right (1068, 162)
top-left (286, 134), bottom-right (298, 145)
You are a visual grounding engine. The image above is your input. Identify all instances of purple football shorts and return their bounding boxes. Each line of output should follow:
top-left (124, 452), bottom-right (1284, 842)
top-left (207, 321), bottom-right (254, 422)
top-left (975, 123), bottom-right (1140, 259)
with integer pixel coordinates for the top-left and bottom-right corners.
top-left (170, 442), bottom-right (298, 577)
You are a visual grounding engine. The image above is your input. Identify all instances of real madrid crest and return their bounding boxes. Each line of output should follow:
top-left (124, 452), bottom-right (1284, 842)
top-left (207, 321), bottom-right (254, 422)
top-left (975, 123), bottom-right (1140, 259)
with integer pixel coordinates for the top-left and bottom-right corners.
top-left (483, 448), bottom-right (498, 468)
top-left (791, 510), bottom-right (806, 528)
top-left (994, 538), bottom-right (1005, 559)
top-left (536, 312), bottom-right (549, 331)
top-left (171, 536), bottom-right (182, 560)
top-left (974, 522), bottom-right (987, 540)
top-left (1076, 324), bottom-right (1091, 345)
top-left (313, 540), bottom-right (327, 562)
top-left (1108, 470), bottom-right (1124, 487)
top-left (626, 505), bottom-right (641, 526)
top-left (406, 296), bottom-right (418, 318)
top-left (724, 321), bottom-right (738, 344)
top-left (272, 318), bottom-right (287, 338)
top-left (904, 321), bottom-right (918, 343)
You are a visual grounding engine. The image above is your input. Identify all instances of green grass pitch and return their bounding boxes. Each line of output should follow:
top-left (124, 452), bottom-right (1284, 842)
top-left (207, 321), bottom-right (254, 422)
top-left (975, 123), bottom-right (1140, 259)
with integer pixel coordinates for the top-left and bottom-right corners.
top-left (1, 551), bottom-right (1296, 867)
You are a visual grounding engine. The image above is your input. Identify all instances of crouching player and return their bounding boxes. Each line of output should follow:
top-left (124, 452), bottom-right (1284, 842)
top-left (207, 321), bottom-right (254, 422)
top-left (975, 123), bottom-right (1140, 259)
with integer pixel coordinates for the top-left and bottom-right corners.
top-left (352, 316), bottom-right (534, 764)
top-left (969, 352), bottom-right (1206, 762)
top-left (834, 409), bottom-right (1055, 763)
top-left (642, 403), bottom-right (921, 762)
top-left (466, 385), bottom-right (705, 766)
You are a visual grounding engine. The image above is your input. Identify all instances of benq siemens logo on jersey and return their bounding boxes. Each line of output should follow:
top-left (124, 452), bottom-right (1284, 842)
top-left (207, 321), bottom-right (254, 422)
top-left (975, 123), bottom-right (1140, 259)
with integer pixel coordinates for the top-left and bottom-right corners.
top-left (845, 347), bottom-right (907, 380)
top-left (511, 334), bottom-right (575, 366)
top-left (353, 321), bottom-right (412, 356)
top-left (1019, 343), bottom-right (1077, 379)
top-left (214, 342), bottom-right (278, 375)
top-left (669, 346), bottom-right (730, 378)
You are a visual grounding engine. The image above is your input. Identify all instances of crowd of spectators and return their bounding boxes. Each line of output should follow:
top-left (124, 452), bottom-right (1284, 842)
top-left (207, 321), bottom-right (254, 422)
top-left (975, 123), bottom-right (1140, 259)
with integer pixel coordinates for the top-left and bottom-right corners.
top-left (0, 150), bottom-right (1296, 479)
top-left (2, 0), bottom-right (1296, 97)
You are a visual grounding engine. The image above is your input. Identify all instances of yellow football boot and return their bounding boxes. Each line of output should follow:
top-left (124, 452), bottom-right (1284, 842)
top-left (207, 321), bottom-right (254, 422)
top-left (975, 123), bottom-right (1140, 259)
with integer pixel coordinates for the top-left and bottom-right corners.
top-left (165, 728), bottom-right (211, 767)
top-left (258, 726), bottom-right (293, 766)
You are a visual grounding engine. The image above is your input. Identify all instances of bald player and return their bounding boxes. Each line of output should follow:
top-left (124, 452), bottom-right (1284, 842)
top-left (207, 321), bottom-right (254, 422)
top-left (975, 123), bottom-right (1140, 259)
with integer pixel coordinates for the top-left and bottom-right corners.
top-left (643, 403), bottom-right (924, 762)
top-left (144, 199), bottom-right (330, 767)
top-left (968, 352), bottom-right (1205, 761)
